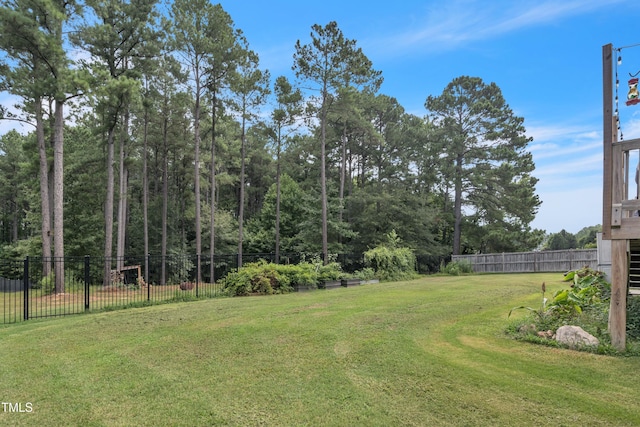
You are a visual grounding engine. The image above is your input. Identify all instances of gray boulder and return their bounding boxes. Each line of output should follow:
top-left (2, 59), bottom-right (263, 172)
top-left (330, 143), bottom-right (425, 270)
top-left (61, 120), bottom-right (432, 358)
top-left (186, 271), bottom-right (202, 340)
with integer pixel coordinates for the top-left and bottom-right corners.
top-left (555, 325), bottom-right (599, 349)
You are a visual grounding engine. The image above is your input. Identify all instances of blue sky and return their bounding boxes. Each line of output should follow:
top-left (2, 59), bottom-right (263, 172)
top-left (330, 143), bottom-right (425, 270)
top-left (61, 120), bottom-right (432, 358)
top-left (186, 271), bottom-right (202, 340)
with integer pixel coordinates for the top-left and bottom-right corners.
top-left (1, 0), bottom-right (638, 235)
top-left (218, 0), bottom-right (640, 234)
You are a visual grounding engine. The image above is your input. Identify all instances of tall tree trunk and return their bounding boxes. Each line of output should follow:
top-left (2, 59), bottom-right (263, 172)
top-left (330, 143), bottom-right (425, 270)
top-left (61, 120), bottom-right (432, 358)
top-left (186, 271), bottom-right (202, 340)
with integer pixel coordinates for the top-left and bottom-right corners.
top-left (53, 99), bottom-right (64, 293)
top-left (142, 99), bottom-right (149, 283)
top-left (103, 126), bottom-right (116, 286)
top-left (116, 111), bottom-right (129, 271)
top-left (11, 204), bottom-right (18, 242)
top-left (339, 128), bottom-right (347, 238)
top-left (238, 116), bottom-right (246, 268)
top-left (194, 70), bottom-right (202, 277)
top-left (442, 185), bottom-right (450, 245)
top-left (161, 116), bottom-right (168, 286)
top-left (275, 127), bottom-right (282, 264)
top-left (453, 155), bottom-right (463, 256)
top-left (209, 98), bottom-right (217, 281)
top-left (35, 98), bottom-right (51, 275)
top-left (320, 97), bottom-right (329, 265)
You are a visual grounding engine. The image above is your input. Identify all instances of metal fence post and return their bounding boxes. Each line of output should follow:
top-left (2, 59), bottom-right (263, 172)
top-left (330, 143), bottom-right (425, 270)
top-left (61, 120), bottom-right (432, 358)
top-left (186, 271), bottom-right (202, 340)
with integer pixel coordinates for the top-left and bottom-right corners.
top-left (23, 257), bottom-right (29, 321)
top-left (84, 256), bottom-right (90, 311)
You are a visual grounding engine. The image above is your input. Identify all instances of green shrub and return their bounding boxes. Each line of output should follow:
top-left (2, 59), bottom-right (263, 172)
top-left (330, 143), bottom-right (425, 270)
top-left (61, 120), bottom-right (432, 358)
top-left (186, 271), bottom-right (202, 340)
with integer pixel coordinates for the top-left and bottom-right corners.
top-left (628, 296), bottom-right (640, 340)
top-left (316, 262), bottom-right (343, 282)
top-left (363, 231), bottom-right (417, 282)
top-left (353, 268), bottom-right (376, 281)
top-left (219, 260), bottom-right (344, 296)
top-left (439, 260), bottom-right (473, 276)
top-left (564, 267), bottom-right (611, 303)
top-left (220, 262), bottom-right (288, 296)
top-left (31, 271), bottom-right (55, 293)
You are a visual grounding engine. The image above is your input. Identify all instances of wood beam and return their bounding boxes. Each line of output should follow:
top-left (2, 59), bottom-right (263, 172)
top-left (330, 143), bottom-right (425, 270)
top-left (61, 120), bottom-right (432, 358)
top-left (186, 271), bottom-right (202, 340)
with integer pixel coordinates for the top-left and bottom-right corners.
top-left (613, 137), bottom-right (640, 151)
top-left (603, 44), bottom-right (614, 239)
top-left (611, 216), bottom-right (640, 239)
top-left (610, 239), bottom-right (627, 351)
top-left (621, 199), bottom-right (640, 210)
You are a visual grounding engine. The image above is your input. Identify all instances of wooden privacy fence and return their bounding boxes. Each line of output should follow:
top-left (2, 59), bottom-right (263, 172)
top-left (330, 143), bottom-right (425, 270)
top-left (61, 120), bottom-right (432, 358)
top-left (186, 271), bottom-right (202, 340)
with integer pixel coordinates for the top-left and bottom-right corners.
top-left (452, 249), bottom-right (598, 273)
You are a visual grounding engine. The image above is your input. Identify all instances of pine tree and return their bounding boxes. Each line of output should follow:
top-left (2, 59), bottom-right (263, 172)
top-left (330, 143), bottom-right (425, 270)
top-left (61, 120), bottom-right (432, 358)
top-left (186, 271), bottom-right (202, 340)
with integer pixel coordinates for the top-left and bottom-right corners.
top-left (75, 0), bottom-right (159, 284)
top-left (293, 21), bottom-right (381, 264)
top-left (228, 45), bottom-right (270, 267)
top-left (270, 76), bottom-right (302, 262)
top-left (425, 76), bottom-right (542, 255)
top-left (0, 0), bottom-right (83, 292)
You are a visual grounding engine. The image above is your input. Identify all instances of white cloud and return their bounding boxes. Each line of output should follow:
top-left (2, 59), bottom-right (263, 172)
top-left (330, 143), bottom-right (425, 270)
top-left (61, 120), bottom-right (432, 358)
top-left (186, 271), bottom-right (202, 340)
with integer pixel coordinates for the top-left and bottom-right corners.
top-left (484, 1), bottom-right (622, 35)
top-left (528, 142), bottom-right (561, 152)
top-left (369, 0), bottom-right (625, 57)
top-left (524, 116), bottom-right (600, 168)
top-left (531, 141), bottom-right (601, 162)
top-left (534, 147), bottom-right (602, 195)
top-left (527, 125), bottom-right (581, 142)
top-left (522, 116), bottom-right (606, 232)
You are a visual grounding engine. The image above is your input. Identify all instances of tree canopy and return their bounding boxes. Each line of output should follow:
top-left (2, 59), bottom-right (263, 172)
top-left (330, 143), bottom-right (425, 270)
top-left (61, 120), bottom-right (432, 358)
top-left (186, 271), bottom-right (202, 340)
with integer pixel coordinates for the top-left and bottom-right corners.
top-left (425, 76), bottom-right (541, 255)
top-left (0, 3), bottom-right (544, 282)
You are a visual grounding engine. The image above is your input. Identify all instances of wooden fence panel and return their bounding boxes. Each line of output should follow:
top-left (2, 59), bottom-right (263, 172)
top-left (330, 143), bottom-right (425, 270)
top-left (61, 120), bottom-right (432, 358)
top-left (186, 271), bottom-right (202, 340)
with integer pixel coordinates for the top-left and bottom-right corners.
top-left (452, 249), bottom-right (598, 273)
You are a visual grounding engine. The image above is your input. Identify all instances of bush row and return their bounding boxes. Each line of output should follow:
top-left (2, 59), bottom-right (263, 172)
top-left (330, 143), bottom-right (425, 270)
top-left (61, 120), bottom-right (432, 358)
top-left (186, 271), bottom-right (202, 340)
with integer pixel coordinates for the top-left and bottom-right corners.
top-left (221, 235), bottom-right (420, 296)
top-left (219, 260), bottom-right (345, 296)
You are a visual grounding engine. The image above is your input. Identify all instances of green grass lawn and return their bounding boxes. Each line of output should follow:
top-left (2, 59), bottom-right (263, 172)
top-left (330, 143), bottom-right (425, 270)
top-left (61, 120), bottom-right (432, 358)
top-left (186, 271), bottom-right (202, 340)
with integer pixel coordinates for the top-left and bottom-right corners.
top-left (1, 273), bottom-right (638, 426)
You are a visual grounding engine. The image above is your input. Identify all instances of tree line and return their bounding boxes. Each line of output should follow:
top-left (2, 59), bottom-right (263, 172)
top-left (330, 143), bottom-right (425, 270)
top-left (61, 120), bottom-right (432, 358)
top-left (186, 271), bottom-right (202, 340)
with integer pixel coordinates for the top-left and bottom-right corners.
top-left (0, 0), bottom-right (542, 291)
top-left (542, 226), bottom-right (600, 250)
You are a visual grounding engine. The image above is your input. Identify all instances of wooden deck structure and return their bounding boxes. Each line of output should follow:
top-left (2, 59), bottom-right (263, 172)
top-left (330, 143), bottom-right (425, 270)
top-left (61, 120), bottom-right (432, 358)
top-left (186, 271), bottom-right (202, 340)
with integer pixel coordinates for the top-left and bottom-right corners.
top-left (602, 43), bottom-right (637, 350)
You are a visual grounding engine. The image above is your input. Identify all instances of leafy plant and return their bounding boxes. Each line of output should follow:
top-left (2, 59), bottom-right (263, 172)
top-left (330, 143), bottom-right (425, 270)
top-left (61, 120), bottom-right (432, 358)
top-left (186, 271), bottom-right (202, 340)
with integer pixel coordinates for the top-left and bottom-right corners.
top-left (220, 262), bottom-right (285, 296)
top-left (628, 296), bottom-right (640, 340)
top-left (31, 271), bottom-right (55, 294)
top-left (219, 260), bottom-right (345, 296)
top-left (364, 231), bottom-right (417, 282)
top-left (353, 268), bottom-right (376, 281)
top-left (307, 256), bottom-right (343, 283)
top-left (507, 268), bottom-right (613, 350)
top-left (551, 267), bottom-right (611, 319)
top-left (563, 266), bottom-right (611, 300)
top-left (166, 249), bottom-right (195, 284)
top-left (508, 282), bottom-right (558, 330)
top-left (439, 260), bottom-right (473, 276)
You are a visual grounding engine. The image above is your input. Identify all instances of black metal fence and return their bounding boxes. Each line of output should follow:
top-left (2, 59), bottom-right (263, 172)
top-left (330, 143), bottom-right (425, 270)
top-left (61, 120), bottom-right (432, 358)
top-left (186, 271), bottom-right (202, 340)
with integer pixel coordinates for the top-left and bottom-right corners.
top-left (1, 254), bottom-right (233, 325)
top-left (0, 252), bottom-right (448, 325)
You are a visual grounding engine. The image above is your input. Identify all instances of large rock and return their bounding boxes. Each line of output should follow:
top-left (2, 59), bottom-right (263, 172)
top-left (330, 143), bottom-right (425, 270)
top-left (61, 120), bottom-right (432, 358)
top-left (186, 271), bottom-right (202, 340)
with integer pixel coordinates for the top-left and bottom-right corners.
top-left (555, 325), bottom-right (599, 349)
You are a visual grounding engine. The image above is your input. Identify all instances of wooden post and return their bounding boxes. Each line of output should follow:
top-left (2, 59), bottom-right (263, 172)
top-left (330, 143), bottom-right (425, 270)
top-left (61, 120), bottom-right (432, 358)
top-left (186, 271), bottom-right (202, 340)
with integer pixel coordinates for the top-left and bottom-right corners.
top-left (603, 43), bottom-right (627, 351)
top-left (603, 43), bottom-right (614, 239)
top-left (610, 239), bottom-right (627, 350)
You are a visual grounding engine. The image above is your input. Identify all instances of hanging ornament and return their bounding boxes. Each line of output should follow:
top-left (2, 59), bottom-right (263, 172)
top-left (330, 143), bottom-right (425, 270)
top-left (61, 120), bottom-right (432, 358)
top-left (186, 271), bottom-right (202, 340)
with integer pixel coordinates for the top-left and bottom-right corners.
top-left (626, 77), bottom-right (640, 106)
